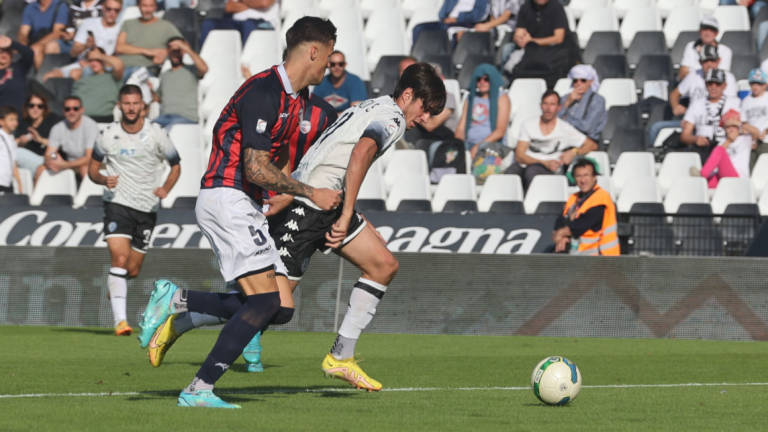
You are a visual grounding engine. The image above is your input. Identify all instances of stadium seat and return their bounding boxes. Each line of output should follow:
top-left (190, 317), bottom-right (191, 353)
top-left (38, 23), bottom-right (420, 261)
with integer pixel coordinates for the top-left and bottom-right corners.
top-left (534, 201), bottom-right (566, 215)
top-left (477, 174), bottom-right (524, 212)
top-left (197, 0), bottom-right (227, 18)
top-left (670, 30), bottom-right (700, 66)
top-left (73, 175), bottom-right (104, 209)
top-left (241, 30), bottom-right (282, 78)
top-left (30, 170), bottom-right (77, 206)
top-left (567, 0), bottom-right (611, 19)
top-left (36, 53), bottom-right (74, 82)
top-left (607, 129), bottom-right (646, 164)
top-left (721, 203), bottom-right (760, 255)
top-left (730, 54), bottom-right (759, 81)
top-left (617, 176), bottom-right (661, 212)
top-left (523, 175), bottom-right (568, 214)
top-left (508, 78), bottom-right (547, 122)
top-left (452, 32), bottom-right (494, 72)
top-left (421, 53), bottom-right (454, 78)
top-left (327, 6), bottom-right (370, 80)
top-left (633, 55), bottom-right (673, 90)
top-left (383, 149), bottom-right (429, 193)
top-left (576, 7), bottom-right (619, 48)
top-left (42, 78), bottom-right (74, 116)
top-left (720, 30), bottom-right (756, 56)
top-left (281, 0), bottom-right (316, 18)
top-left (627, 203), bottom-right (675, 255)
top-left (713, 5), bottom-right (751, 35)
top-left (0, 0), bottom-right (25, 39)
top-left (386, 172), bottom-right (431, 211)
top-left (199, 30), bottom-right (242, 96)
top-left (620, 7), bottom-right (662, 48)
top-left (710, 177), bottom-right (754, 214)
top-left (118, 5), bottom-right (141, 24)
top-left (672, 202), bottom-right (721, 256)
top-left (598, 78), bottom-right (637, 110)
top-left (582, 31), bottom-right (623, 65)
top-left (664, 177), bottom-right (709, 213)
top-left (359, 162), bottom-right (386, 201)
top-left (601, 105), bottom-right (640, 146)
top-left (657, 0), bottom-right (697, 18)
top-left (596, 175), bottom-right (614, 199)
top-left (443, 78), bottom-right (462, 126)
top-left (614, 0), bottom-right (657, 18)
top-left (626, 32), bottom-right (666, 68)
top-left (593, 54), bottom-right (629, 79)
top-left (657, 152), bottom-right (702, 196)
top-left (411, 29), bottom-right (449, 59)
top-left (488, 201), bottom-right (525, 214)
top-left (171, 197), bottom-right (198, 209)
top-left (663, 7), bottom-right (702, 48)
top-left (0, 193), bottom-right (30, 207)
top-left (758, 186), bottom-right (768, 215)
top-left (750, 153), bottom-right (768, 198)
top-left (40, 195), bottom-right (74, 207)
top-left (164, 8), bottom-right (200, 50)
top-left (161, 124), bottom-right (204, 208)
top-left (365, 5), bottom-right (408, 71)
top-left (585, 150), bottom-right (610, 177)
top-left (370, 55), bottom-right (408, 97)
top-left (456, 54), bottom-right (495, 90)
top-left (611, 151), bottom-right (655, 196)
top-left (401, 0), bottom-right (440, 20)
top-left (13, 168), bottom-right (32, 197)
top-left (554, 78), bottom-right (573, 96)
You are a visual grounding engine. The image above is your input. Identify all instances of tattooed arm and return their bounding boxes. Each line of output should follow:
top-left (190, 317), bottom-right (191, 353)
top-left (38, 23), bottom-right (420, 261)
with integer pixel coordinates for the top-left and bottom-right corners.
top-left (243, 148), bottom-right (340, 210)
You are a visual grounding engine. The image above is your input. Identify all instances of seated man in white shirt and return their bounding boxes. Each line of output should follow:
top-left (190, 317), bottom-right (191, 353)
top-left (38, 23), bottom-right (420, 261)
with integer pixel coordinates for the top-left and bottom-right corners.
top-left (740, 68), bottom-right (768, 167)
top-left (680, 68), bottom-right (742, 164)
top-left (678, 16), bottom-right (732, 81)
top-left (199, 0), bottom-right (279, 47)
top-left (505, 89), bottom-right (597, 190)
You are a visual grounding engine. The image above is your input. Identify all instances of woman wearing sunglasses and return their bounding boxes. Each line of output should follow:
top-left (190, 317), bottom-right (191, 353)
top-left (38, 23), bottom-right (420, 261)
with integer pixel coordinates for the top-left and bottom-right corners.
top-left (559, 64), bottom-right (606, 143)
top-left (14, 93), bottom-right (60, 182)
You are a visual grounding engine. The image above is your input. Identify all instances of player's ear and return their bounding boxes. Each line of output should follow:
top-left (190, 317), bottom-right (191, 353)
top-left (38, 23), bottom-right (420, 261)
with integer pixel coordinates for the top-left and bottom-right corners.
top-left (309, 43), bottom-right (318, 62)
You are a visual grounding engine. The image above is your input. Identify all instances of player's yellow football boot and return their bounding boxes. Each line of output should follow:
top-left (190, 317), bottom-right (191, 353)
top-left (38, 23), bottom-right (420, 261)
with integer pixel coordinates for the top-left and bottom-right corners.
top-left (321, 354), bottom-right (382, 391)
top-left (148, 315), bottom-right (180, 367)
top-left (114, 320), bottom-right (133, 336)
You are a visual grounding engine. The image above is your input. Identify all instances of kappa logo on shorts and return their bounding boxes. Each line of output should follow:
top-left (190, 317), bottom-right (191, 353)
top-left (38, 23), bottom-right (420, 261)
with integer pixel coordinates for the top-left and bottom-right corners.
top-left (291, 206), bottom-right (306, 216)
top-left (107, 221), bottom-right (117, 233)
top-left (256, 119), bottom-right (267, 134)
top-left (284, 220), bottom-right (299, 231)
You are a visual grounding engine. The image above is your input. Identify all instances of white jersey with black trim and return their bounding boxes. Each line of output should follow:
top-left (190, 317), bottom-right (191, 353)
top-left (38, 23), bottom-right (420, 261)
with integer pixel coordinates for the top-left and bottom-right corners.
top-left (292, 96), bottom-right (405, 209)
top-left (93, 121), bottom-right (180, 213)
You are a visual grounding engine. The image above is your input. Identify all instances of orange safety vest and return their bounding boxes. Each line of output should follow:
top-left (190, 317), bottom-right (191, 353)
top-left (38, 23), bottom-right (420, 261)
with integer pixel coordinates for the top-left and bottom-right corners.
top-left (562, 185), bottom-right (620, 256)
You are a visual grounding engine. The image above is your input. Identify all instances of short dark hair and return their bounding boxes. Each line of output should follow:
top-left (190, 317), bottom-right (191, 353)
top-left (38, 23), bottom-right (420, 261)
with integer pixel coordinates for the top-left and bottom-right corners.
top-left (393, 63), bottom-right (446, 116)
top-left (330, 50), bottom-right (344, 58)
top-left (0, 105), bottom-right (18, 119)
top-left (119, 84), bottom-right (143, 99)
top-left (166, 36), bottom-right (184, 47)
top-left (64, 95), bottom-right (82, 106)
top-left (572, 157), bottom-right (597, 176)
top-left (285, 16), bottom-right (337, 51)
top-left (541, 89), bottom-right (560, 103)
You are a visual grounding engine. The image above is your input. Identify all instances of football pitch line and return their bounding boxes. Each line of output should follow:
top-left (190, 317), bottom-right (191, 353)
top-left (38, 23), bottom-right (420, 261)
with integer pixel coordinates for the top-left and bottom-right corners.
top-left (2, 382), bottom-right (768, 400)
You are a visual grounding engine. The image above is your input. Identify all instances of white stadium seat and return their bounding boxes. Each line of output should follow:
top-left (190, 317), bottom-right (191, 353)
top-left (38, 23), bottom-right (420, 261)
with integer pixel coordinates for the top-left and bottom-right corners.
top-left (443, 79), bottom-right (463, 128)
top-left (576, 7), bottom-right (619, 48)
top-left (663, 6), bottom-right (703, 48)
top-left (613, 0), bottom-right (656, 18)
top-left (710, 177), bottom-right (754, 214)
top-left (327, 5), bottom-right (370, 80)
top-left (586, 150), bottom-right (611, 177)
top-left (523, 175), bottom-right (568, 214)
top-left (664, 177), bottom-right (708, 213)
top-left (383, 149), bottom-right (429, 193)
top-left (13, 168), bottom-right (33, 197)
top-left (698, 0), bottom-right (719, 13)
top-left (431, 174), bottom-right (477, 212)
top-left (758, 186), bottom-right (768, 216)
top-left (596, 175), bottom-right (614, 199)
top-left (657, 0), bottom-right (697, 18)
top-left (598, 78), bottom-right (638, 109)
top-left (199, 30), bottom-right (242, 95)
top-left (657, 152), bottom-right (702, 196)
top-left (750, 153), bottom-right (768, 199)
top-left (554, 78), bottom-right (572, 97)
top-left (567, 0), bottom-right (611, 19)
top-left (402, 0), bottom-right (440, 20)
top-left (366, 6), bottom-right (409, 72)
top-left (359, 161), bottom-right (387, 200)
top-left (713, 5), bottom-right (751, 36)
top-left (620, 7), bottom-right (663, 48)
top-left (281, 0), bottom-right (316, 18)
top-left (385, 172), bottom-right (431, 211)
top-left (405, 5), bottom-right (441, 47)
top-left (508, 78), bottom-right (546, 121)
top-left (477, 174), bottom-right (524, 212)
top-left (241, 30), bottom-right (282, 78)
top-left (73, 175), bottom-right (104, 208)
top-left (30, 170), bottom-right (77, 206)
top-left (611, 152), bottom-right (655, 196)
top-left (617, 176), bottom-right (661, 213)
top-left (162, 124), bottom-right (204, 208)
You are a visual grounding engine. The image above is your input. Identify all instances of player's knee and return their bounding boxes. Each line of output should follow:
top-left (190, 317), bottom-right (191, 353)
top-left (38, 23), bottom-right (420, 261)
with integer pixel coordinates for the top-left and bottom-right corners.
top-left (270, 306), bottom-right (294, 325)
top-left (380, 254), bottom-right (399, 280)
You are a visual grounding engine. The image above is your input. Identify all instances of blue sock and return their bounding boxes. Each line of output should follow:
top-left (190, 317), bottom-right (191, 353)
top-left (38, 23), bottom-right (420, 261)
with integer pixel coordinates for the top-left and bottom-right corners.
top-left (194, 292), bottom-right (280, 385)
top-left (187, 291), bottom-right (246, 319)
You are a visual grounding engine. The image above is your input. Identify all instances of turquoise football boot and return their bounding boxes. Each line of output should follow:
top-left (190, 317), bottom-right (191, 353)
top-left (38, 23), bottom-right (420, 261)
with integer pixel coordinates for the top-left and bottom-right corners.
top-left (137, 279), bottom-right (179, 348)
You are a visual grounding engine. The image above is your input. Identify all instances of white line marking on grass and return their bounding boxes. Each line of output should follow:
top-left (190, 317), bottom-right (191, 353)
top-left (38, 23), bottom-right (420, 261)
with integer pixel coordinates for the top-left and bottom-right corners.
top-left (3, 382), bottom-right (768, 399)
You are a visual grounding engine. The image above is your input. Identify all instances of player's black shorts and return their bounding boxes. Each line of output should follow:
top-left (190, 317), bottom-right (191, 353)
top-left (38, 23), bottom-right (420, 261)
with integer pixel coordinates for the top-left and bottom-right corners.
top-left (103, 201), bottom-right (157, 253)
top-left (268, 199), bottom-right (366, 280)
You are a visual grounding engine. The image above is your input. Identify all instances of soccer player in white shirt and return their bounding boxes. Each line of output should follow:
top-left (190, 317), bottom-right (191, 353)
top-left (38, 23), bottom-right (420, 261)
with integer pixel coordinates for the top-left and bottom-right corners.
top-left (87, 84), bottom-right (181, 336)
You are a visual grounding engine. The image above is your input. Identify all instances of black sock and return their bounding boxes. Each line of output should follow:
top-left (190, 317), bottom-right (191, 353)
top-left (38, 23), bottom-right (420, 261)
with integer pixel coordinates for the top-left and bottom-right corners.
top-left (195, 292), bottom-right (280, 385)
top-left (187, 291), bottom-right (246, 319)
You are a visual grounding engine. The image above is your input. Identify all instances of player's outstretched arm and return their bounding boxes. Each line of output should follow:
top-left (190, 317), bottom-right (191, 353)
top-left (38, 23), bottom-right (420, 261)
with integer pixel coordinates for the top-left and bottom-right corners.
top-left (243, 148), bottom-right (341, 210)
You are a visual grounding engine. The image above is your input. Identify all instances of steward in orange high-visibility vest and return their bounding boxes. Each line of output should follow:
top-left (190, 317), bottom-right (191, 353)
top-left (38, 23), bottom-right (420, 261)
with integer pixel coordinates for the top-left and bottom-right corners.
top-left (552, 158), bottom-right (620, 256)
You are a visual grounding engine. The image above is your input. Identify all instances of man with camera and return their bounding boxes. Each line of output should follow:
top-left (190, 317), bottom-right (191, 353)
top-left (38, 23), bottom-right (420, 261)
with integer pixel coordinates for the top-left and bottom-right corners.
top-left (151, 37), bottom-right (208, 129)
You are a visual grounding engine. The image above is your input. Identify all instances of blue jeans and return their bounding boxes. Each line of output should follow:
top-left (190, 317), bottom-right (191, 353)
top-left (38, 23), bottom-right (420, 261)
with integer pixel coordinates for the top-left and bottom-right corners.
top-left (648, 120), bottom-right (681, 146)
top-left (153, 114), bottom-right (196, 129)
top-left (200, 17), bottom-right (273, 48)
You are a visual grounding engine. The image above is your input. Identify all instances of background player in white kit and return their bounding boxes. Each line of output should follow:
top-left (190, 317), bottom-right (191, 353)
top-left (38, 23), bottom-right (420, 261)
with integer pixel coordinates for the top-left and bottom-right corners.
top-left (87, 84), bottom-right (181, 336)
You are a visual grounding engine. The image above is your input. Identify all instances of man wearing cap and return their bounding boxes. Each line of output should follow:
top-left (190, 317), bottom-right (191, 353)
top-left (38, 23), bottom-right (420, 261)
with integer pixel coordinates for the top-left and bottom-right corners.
top-left (680, 68), bottom-right (741, 162)
top-left (679, 16), bottom-right (732, 81)
top-left (558, 64), bottom-right (606, 142)
top-left (740, 68), bottom-right (768, 167)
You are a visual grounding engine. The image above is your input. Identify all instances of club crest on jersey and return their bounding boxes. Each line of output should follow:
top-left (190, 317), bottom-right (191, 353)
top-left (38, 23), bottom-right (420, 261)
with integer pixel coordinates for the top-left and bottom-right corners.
top-left (300, 120), bottom-right (311, 134)
top-left (107, 221), bottom-right (117, 233)
top-left (256, 119), bottom-right (267, 134)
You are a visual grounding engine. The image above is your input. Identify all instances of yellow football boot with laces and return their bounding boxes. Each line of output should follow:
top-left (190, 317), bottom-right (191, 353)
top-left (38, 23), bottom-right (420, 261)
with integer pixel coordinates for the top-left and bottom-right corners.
top-left (321, 353), bottom-right (382, 391)
top-left (148, 315), bottom-right (180, 367)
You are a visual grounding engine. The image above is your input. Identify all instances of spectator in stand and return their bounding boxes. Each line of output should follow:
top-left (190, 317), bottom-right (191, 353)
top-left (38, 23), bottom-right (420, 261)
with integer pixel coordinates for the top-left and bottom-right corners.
top-left (411, 0), bottom-right (489, 46)
top-left (558, 65), bottom-right (606, 142)
top-left (679, 16), bottom-right (732, 80)
top-left (741, 69), bottom-right (768, 167)
top-left (45, 96), bottom-right (99, 179)
top-left (690, 109), bottom-right (752, 188)
top-left (313, 50), bottom-right (367, 113)
top-left (720, 0), bottom-right (767, 21)
top-left (680, 68), bottom-right (741, 163)
top-left (14, 94), bottom-right (60, 183)
top-left (18, 0), bottom-right (70, 70)
top-left (152, 36), bottom-right (208, 129)
top-left (506, 0), bottom-right (575, 87)
top-left (115, 0), bottom-right (181, 77)
top-left (552, 158), bottom-right (619, 256)
top-left (43, 0), bottom-right (123, 82)
top-left (649, 44), bottom-right (736, 146)
top-left (453, 0), bottom-right (520, 39)
top-left (37, 0), bottom-right (106, 69)
top-left (505, 90), bottom-right (597, 190)
top-left (72, 47), bottom-right (124, 122)
top-left (200, 0), bottom-right (279, 47)
top-left (0, 35), bottom-right (34, 112)
top-left (0, 106), bottom-right (23, 195)
top-left (454, 64), bottom-right (509, 158)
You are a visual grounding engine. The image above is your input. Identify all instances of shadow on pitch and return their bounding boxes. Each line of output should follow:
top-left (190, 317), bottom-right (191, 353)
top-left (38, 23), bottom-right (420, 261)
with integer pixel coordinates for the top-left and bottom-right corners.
top-left (53, 327), bottom-right (114, 335)
top-left (125, 386), bottom-right (359, 403)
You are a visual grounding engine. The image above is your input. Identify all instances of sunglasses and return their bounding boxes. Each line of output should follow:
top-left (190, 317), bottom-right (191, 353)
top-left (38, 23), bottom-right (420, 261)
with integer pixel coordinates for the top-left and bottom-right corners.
top-left (27, 103), bottom-right (45, 109)
top-left (573, 78), bottom-right (589, 83)
top-left (477, 76), bottom-right (490, 82)
top-left (104, 6), bottom-right (121, 11)
top-left (64, 106), bottom-right (81, 112)
top-left (328, 61), bottom-right (346, 67)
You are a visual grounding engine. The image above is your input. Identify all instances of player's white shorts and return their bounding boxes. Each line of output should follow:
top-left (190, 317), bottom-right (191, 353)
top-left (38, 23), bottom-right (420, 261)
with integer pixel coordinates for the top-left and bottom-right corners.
top-left (196, 187), bottom-right (287, 282)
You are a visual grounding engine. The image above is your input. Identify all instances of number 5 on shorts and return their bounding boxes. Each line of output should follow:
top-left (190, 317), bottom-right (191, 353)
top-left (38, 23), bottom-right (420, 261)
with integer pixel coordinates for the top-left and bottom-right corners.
top-left (249, 225), bottom-right (267, 246)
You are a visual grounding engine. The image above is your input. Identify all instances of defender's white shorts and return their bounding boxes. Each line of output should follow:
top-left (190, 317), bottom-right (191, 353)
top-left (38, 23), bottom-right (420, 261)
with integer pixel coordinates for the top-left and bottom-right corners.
top-left (196, 187), bottom-right (287, 282)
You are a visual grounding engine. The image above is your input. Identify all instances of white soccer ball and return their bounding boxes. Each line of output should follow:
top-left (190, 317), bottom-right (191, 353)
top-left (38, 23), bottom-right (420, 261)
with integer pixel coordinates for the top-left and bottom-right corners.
top-left (530, 356), bottom-right (582, 405)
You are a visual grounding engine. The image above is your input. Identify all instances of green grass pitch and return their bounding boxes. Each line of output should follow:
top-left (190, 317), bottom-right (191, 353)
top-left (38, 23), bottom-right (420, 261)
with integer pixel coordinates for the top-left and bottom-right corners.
top-left (1, 326), bottom-right (767, 431)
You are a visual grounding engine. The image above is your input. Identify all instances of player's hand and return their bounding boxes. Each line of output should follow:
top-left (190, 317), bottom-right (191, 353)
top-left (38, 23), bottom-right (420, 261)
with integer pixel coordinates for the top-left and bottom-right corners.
top-left (325, 215), bottom-right (350, 249)
top-left (153, 186), bottom-right (167, 198)
top-left (310, 187), bottom-right (341, 211)
top-left (105, 175), bottom-right (119, 189)
top-left (263, 194), bottom-right (294, 216)
top-left (695, 136), bottom-right (710, 147)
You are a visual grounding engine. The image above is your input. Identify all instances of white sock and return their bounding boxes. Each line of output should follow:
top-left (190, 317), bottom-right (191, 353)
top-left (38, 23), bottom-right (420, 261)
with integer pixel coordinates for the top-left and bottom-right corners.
top-left (108, 267), bottom-right (128, 326)
top-left (333, 278), bottom-right (386, 359)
